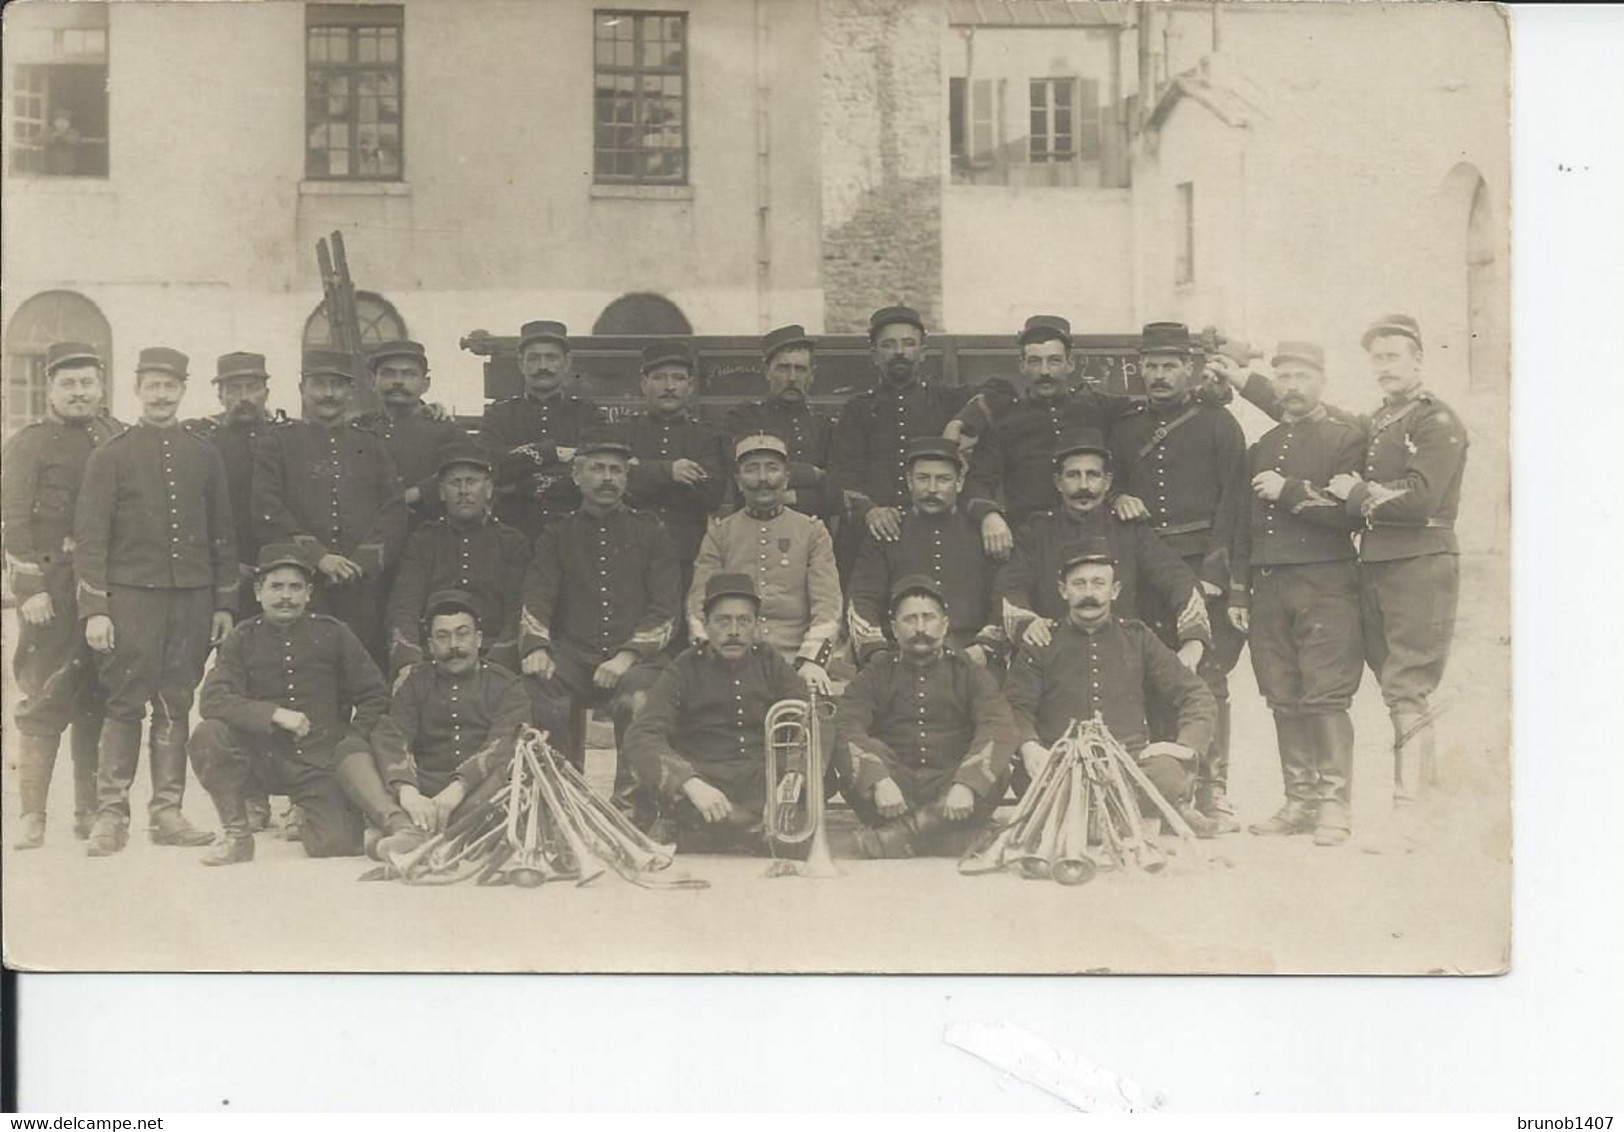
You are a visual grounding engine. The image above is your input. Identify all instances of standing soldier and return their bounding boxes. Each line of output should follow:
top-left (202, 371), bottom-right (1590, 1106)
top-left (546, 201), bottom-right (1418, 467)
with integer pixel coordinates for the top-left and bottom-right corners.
top-left (1107, 322), bottom-right (1249, 832)
top-left (479, 320), bottom-right (606, 542)
top-left (847, 437), bottom-right (1004, 669)
top-left (722, 325), bottom-right (836, 520)
top-left (622, 339), bottom-right (727, 619)
top-left (1228, 341), bottom-right (1366, 846)
top-left (385, 441), bottom-right (531, 677)
top-left (353, 340), bottom-right (467, 532)
top-left (827, 305), bottom-right (974, 580)
top-left (74, 347), bottom-right (237, 856)
top-left (519, 424), bottom-right (678, 818)
top-left (253, 349), bottom-right (407, 666)
top-left (3, 342), bottom-right (121, 848)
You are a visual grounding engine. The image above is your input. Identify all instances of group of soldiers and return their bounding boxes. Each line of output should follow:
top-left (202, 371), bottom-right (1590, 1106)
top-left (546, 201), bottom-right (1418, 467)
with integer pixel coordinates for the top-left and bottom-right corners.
top-left (3, 303), bottom-right (1467, 867)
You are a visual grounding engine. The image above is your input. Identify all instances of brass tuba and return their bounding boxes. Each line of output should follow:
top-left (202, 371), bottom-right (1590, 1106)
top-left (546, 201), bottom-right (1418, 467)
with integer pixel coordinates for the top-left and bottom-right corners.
top-left (762, 691), bottom-right (840, 878)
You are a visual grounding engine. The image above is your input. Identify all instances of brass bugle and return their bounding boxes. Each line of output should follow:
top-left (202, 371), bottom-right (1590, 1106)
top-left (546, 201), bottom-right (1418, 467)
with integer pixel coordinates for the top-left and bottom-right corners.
top-left (762, 691), bottom-right (839, 879)
top-left (1051, 761), bottom-right (1097, 887)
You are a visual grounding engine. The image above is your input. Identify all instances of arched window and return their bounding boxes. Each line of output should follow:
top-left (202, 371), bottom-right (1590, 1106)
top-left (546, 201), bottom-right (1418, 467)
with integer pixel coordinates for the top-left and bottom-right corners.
top-left (302, 290), bottom-right (408, 350)
top-left (592, 292), bottom-right (692, 336)
top-left (1466, 176), bottom-right (1505, 392)
top-left (3, 290), bottom-right (112, 435)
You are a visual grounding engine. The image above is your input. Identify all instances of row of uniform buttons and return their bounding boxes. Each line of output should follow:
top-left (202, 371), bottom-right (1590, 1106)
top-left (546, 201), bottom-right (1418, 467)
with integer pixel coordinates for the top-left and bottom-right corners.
top-left (160, 431), bottom-right (183, 543)
top-left (912, 666), bottom-right (931, 765)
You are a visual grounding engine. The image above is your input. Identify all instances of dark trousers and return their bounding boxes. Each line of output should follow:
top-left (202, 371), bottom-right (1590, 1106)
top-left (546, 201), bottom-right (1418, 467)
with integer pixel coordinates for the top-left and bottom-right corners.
top-left (12, 568), bottom-right (104, 740)
top-left (313, 576), bottom-right (387, 670)
top-left (1360, 553), bottom-right (1459, 715)
top-left (528, 642), bottom-right (667, 795)
top-left (1249, 560), bottom-right (1365, 715)
top-left (189, 721), bottom-right (406, 857)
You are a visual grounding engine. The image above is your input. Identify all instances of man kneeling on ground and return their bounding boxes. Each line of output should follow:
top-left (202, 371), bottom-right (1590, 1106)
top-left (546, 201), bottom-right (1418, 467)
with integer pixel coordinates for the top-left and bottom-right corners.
top-left (189, 544), bottom-right (423, 865)
top-left (836, 575), bottom-right (1017, 858)
top-left (624, 573), bottom-right (805, 853)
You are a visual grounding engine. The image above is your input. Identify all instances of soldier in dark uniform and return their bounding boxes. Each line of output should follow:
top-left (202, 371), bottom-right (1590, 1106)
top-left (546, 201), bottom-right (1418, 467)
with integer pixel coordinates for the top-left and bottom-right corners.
top-left (1227, 341), bottom-right (1367, 846)
top-left (1108, 321), bottom-right (1249, 832)
top-left (3, 342), bottom-right (120, 849)
top-left (994, 427), bottom-right (1211, 670)
top-left (188, 543), bottom-right (422, 866)
top-left (479, 320), bottom-right (606, 542)
top-left (74, 347), bottom-right (237, 856)
top-left (624, 573), bottom-right (805, 853)
top-left (253, 349), bottom-right (407, 667)
top-left (1004, 538), bottom-right (1219, 836)
top-left (352, 340), bottom-right (468, 532)
top-left (827, 305), bottom-right (974, 580)
top-left (847, 437), bottom-right (1005, 669)
top-left (518, 424), bottom-right (677, 818)
top-left (385, 441), bottom-right (530, 677)
top-left (370, 590), bottom-right (532, 848)
top-left (837, 575), bottom-right (1018, 858)
top-left (722, 325), bottom-right (836, 519)
top-left (622, 339), bottom-right (727, 622)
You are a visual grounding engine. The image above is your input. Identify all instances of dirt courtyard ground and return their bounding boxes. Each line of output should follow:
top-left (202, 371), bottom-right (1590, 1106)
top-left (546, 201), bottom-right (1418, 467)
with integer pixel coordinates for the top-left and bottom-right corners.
top-left (1, 555), bottom-right (1510, 975)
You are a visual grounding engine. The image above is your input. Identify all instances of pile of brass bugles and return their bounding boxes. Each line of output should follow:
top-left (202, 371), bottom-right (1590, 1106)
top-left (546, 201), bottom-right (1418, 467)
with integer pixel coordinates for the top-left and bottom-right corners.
top-left (960, 714), bottom-right (1207, 885)
top-left (362, 726), bottom-right (709, 890)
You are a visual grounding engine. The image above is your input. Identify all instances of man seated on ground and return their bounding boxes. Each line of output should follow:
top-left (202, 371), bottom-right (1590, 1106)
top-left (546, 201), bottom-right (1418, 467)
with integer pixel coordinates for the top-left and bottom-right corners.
top-left (624, 573), bottom-right (805, 854)
top-left (836, 575), bottom-right (1017, 859)
top-left (370, 590), bottom-right (533, 841)
top-left (189, 543), bottom-right (424, 865)
top-left (1003, 538), bottom-right (1220, 837)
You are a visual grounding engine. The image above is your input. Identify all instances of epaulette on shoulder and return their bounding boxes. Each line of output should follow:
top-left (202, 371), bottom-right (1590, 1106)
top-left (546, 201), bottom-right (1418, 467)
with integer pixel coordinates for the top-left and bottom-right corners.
top-left (183, 416), bottom-right (221, 436)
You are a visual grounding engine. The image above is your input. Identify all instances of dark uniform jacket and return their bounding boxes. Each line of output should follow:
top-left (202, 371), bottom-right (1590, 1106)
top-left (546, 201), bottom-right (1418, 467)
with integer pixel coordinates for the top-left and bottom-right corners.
top-left (1005, 616), bottom-right (1217, 758)
top-left (252, 418), bottom-right (407, 578)
top-left (625, 641), bottom-right (804, 803)
top-left (1108, 397), bottom-right (1247, 585)
top-left (1241, 374), bottom-right (1470, 561)
top-left (198, 612), bottom-right (389, 766)
top-left (2, 411), bottom-right (123, 601)
top-left (836, 648), bottom-right (1016, 803)
top-left (73, 421), bottom-right (239, 617)
top-left (184, 410), bottom-right (292, 570)
top-left (385, 513), bottom-right (532, 673)
top-left (352, 404), bottom-right (469, 527)
top-left (622, 408), bottom-right (728, 561)
top-left (1229, 405), bottom-right (1365, 608)
top-left (993, 508), bottom-right (1209, 648)
top-left (828, 378), bottom-right (973, 516)
top-left (519, 504), bottom-right (678, 662)
top-left (722, 397), bottom-right (836, 517)
top-left (478, 390), bottom-right (605, 530)
top-left (847, 509), bottom-right (1003, 663)
top-left (963, 388), bottom-right (1137, 523)
top-left (371, 659), bottom-right (530, 797)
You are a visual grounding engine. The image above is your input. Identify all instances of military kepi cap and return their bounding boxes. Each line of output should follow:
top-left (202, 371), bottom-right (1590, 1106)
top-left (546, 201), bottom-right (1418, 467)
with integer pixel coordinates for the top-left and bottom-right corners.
top-left (1019, 314), bottom-right (1072, 348)
top-left (369, 339), bottom-right (427, 367)
top-left (641, 339), bottom-right (695, 373)
top-left (1361, 313), bottom-right (1422, 351)
top-left (576, 423), bottom-right (634, 458)
top-left (136, 347), bottom-right (189, 379)
top-left (422, 589), bottom-right (483, 628)
top-left (255, 542), bottom-right (314, 577)
top-left (1052, 426), bottom-right (1111, 467)
top-left (904, 436), bottom-right (963, 468)
top-left (868, 305), bottom-right (926, 341)
top-left (1272, 340), bottom-right (1326, 371)
top-left (734, 433), bottom-right (788, 462)
top-left (436, 438), bottom-right (493, 477)
top-left (762, 324), bottom-right (815, 363)
top-left (702, 572), bottom-right (761, 612)
top-left (44, 341), bottom-right (102, 376)
top-left (1139, 322), bottom-right (1193, 356)
top-left (888, 573), bottom-right (946, 614)
top-left (1059, 536), bottom-right (1116, 577)
top-left (215, 352), bottom-right (269, 383)
top-left (301, 348), bottom-right (353, 381)
top-left (518, 320), bottom-right (570, 351)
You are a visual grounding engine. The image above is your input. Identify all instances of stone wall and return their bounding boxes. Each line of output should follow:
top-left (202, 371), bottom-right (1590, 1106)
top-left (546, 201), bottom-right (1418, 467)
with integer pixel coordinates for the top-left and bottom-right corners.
top-left (820, 0), bottom-right (945, 333)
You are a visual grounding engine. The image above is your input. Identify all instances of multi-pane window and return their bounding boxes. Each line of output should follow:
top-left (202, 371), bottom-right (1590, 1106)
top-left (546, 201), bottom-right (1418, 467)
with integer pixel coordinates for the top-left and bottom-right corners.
top-left (7, 6), bottom-right (110, 178)
top-left (1029, 79), bottom-right (1075, 164)
top-left (305, 5), bottom-right (404, 180)
top-left (3, 291), bottom-right (113, 437)
top-left (593, 11), bottom-right (687, 184)
top-left (302, 292), bottom-right (409, 350)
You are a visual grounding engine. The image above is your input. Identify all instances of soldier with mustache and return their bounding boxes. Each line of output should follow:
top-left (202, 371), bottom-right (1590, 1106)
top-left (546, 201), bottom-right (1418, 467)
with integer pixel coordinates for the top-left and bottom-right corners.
top-left (722, 325), bottom-right (837, 520)
top-left (353, 340), bottom-right (468, 533)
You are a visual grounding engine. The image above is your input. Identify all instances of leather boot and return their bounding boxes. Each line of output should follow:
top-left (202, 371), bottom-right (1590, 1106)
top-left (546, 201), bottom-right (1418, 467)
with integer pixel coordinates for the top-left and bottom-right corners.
top-left (148, 727), bottom-right (214, 846)
top-left (200, 784), bottom-right (255, 867)
top-left (1250, 714), bottom-right (1317, 835)
top-left (1195, 700), bottom-right (1241, 833)
top-left (854, 801), bottom-right (954, 859)
top-left (1312, 713), bottom-right (1355, 846)
top-left (333, 747), bottom-right (414, 837)
top-left (1360, 711), bottom-right (1428, 855)
top-left (88, 719), bottom-right (142, 856)
top-left (12, 733), bottom-right (59, 849)
top-left (70, 717), bottom-right (102, 840)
